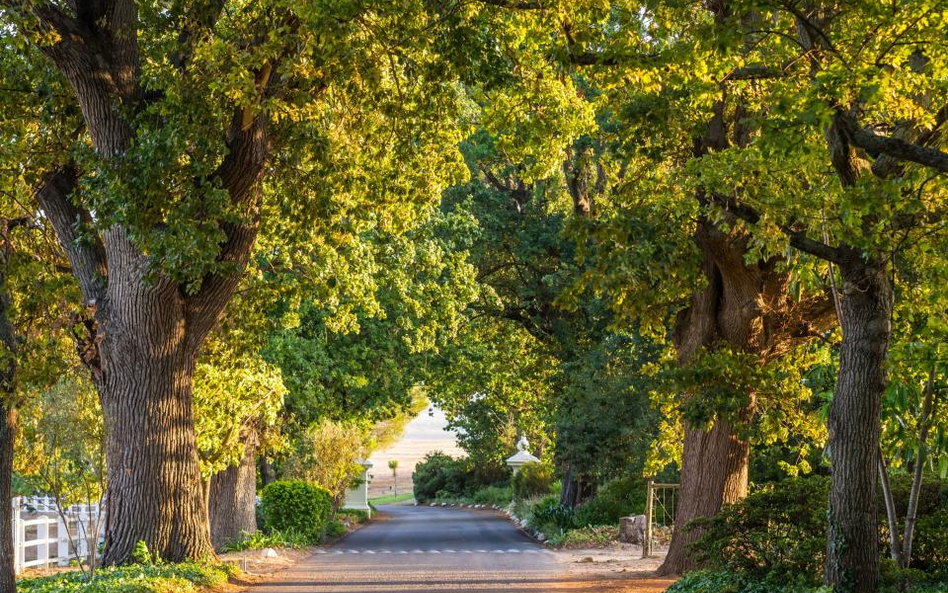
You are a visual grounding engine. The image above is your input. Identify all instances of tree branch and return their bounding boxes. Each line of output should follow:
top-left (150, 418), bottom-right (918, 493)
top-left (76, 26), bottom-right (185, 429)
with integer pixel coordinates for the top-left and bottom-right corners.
top-left (34, 165), bottom-right (108, 302)
top-left (722, 64), bottom-right (783, 81)
top-left (475, 0), bottom-right (546, 9)
top-left (839, 112), bottom-right (948, 174)
top-left (707, 192), bottom-right (848, 264)
top-left (183, 105), bottom-right (269, 343)
top-left (170, 0), bottom-right (228, 71)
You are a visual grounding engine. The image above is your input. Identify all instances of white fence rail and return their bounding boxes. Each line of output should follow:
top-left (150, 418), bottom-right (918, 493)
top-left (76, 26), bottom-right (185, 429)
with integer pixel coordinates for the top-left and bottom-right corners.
top-left (11, 496), bottom-right (104, 574)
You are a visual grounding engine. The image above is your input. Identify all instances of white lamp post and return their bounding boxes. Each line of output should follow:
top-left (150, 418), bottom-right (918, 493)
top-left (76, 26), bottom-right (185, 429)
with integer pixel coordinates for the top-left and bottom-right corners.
top-left (506, 436), bottom-right (540, 475)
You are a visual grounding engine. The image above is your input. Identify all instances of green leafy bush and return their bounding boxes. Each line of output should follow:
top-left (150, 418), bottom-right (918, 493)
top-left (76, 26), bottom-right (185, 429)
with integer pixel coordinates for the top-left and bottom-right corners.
top-left (18, 562), bottom-right (234, 593)
top-left (573, 477), bottom-right (646, 527)
top-left (471, 485), bottom-right (513, 506)
top-left (667, 569), bottom-right (947, 593)
top-left (339, 508), bottom-right (370, 523)
top-left (260, 479), bottom-right (332, 543)
top-left (412, 452), bottom-right (473, 502)
top-left (511, 462), bottom-right (554, 500)
top-left (689, 476), bottom-right (830, 588)
top-left (912, 508), bottom-right (948, 577)
top-left (665, 569), bottom-right (746, 593)
top-left (324, 520), bottom-right (348, 538)
top-left (220, 529), bottom-right (309, 552)
top-left (530, 495), bottom-right (575, 533)
top-left (675, 475), bottom-right (948, 592)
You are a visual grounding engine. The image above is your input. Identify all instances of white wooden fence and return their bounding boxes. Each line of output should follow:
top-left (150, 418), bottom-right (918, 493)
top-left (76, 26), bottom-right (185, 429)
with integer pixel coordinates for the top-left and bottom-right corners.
top-left (11, 496), bottom-right (104, 574)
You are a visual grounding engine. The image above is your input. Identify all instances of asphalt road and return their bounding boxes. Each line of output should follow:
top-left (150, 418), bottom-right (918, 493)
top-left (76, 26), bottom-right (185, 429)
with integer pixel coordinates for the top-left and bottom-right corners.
top-left (250, 504), bottom-right (570, 592)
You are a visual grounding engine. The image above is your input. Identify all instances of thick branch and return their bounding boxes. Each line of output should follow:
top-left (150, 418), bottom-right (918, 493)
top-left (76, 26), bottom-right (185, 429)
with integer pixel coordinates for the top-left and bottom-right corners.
top-left (723, 64), bottom-right (783, 81)
top-left (708, 192), bottom-right (847, 264)
top-left (184, 107), bottom-right (269, 343)
top-left (34, 165), bottom-right (108, 302)
top-left (839, 112), bottom-right (948, 174)
top-left (476, 0), bottom-right (545, 9)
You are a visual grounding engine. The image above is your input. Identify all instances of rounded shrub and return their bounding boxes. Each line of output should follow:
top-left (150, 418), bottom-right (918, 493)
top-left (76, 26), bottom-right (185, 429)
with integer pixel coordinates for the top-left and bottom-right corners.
top-left (574, 476), bottom-right (646, 527)
top-left (260, 479), bottom-right (332, 543)
top-left (511, 462), bottom-right (554, 500)
top-left (530, 495), bottom-right (576, 533)
top-left (412, 452), bottom-right (472, 502)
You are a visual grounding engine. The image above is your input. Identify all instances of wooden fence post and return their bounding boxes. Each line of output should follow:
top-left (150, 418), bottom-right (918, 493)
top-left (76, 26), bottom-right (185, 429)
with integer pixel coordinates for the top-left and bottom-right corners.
top-left (11, 497), bottom-right (22, 574)
top-left (643, 480), bottom-right (654, 558)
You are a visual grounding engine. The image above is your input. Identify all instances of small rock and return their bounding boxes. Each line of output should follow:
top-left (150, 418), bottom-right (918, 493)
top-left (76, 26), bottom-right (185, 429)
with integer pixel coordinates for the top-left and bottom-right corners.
top-left (537, 533), bottom-right (546, 542)
top-left (441, 502), bottom-right (447, 507)
top-left (619, 515), bottom-right (647, 545)
top-left (262, 548), bottom-right (278, 558)
top-left (579, 556), bottom-right (594, 563)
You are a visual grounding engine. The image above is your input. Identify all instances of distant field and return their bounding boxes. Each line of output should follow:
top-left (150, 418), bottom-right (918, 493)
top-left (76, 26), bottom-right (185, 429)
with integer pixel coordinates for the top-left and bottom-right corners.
top-left (367, 406), bottom-right (465, 498)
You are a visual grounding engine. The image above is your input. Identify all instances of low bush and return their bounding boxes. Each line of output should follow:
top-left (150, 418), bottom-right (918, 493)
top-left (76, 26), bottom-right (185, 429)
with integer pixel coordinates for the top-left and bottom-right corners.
top-left (511, 462), bottom-right (554, 500)
top-left (323, 520), bottom-right (348, 538)
top-left (18, 562), bottom-right (235, 593)
top-left (913, 508), bottom-right (948, 577)
top-left (220, 529), bottom-right (309, 552)
top-left (551, 525), bottom-right (620, 548)
top-left (338, 508), bottom-right (370, 524)
top-left (688, 476), bottom-right (830, 588)
top-left (682, 474), bottom-right (948, 591)
top-left (530, 495), bottom-right (575, 534)
top-left (260, 479), bottom-right (333, 543)
top-left (412, 452), bottom-right (473, 502)
top-left (573, 477), bottom-right (646, 527)
top-left (668, 569), bottom-right (948, 593)
top-left (470, 485), bottom-right (513, 506)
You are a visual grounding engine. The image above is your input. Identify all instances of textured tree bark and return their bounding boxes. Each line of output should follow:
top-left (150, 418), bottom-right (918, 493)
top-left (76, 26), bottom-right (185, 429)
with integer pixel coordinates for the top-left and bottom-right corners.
top-left (209, 433), bottom-right (259, 550)
top-left (0, 406), bottom-right (16, 593)
top-left (659, 420), bottom-right (749, 574)
top-left (825, 258), bottom-right (891, 593)
top-left (0, 222), bottom-right (20, 593)
top-left (658, 219), bottom-right (834, 576)
top-left (97, 265), bottom-right (216, 564)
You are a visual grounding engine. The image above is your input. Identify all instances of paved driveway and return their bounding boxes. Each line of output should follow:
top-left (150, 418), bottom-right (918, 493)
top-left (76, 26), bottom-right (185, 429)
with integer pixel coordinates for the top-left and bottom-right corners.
top-left (250, 504), bottom-right (571, 592)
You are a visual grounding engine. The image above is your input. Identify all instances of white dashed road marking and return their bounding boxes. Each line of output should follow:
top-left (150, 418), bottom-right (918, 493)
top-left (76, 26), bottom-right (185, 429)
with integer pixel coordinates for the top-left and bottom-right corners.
top-left (324, 548), bottom-right (553, 556)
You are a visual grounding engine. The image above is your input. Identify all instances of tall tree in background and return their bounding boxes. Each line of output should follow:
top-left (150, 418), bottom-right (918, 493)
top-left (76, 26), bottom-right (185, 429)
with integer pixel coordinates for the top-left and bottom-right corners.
top-left (1, 0), bottom-right (467, 564)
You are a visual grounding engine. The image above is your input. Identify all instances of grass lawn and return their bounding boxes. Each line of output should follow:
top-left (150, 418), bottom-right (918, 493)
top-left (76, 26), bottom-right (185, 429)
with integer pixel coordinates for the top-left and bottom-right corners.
top-left (370, 492), bottom-right (415, 505)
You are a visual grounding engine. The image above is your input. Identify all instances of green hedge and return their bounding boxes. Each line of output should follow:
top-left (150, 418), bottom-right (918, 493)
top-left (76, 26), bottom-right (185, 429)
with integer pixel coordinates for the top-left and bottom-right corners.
top-left (260, 479), bottom-right (332, 543)
top-left (511, 462), bottom-right (554, 500)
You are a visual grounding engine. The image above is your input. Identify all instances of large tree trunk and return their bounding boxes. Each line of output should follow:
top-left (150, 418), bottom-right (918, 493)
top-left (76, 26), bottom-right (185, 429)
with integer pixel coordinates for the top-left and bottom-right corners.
top-left (0, 231), bottom-right (19, 593)
top-left (658, 219), bottom-right (833, 576)
top-left (825, 258), bottom-right (891, 593)
top-left (659, 420), bottom-right (749, 574)
top-left (0, 406), bottom-right (16, 593)
top-left (97, 258), bottom-right (216, 565)
top-left (209, 432), bottom-right (259, 550)
top-left (25, 0), bottom-right (270, 566)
